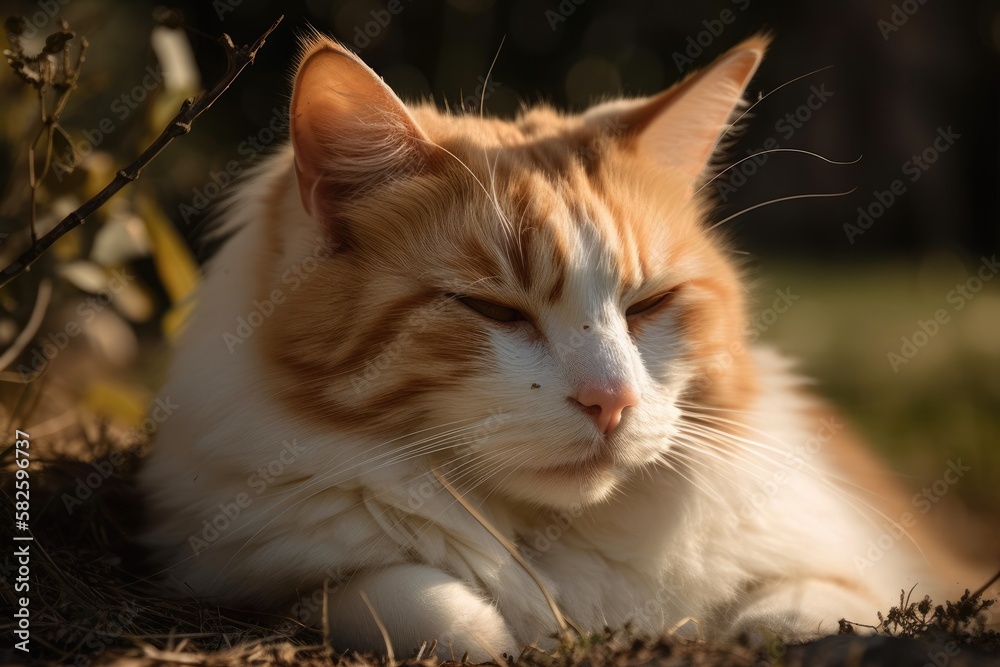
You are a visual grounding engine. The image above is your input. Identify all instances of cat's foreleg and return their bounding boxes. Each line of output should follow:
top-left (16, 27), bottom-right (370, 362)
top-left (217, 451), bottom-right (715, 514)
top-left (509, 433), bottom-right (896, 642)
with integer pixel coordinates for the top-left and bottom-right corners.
top-left (327, 564), bottom-right (517, 661)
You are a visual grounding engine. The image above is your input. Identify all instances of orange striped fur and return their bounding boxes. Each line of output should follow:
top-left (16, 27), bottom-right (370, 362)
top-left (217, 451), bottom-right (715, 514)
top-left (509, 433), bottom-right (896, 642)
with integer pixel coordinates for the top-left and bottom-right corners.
top-left (138, 33), bottom-right (992, 660)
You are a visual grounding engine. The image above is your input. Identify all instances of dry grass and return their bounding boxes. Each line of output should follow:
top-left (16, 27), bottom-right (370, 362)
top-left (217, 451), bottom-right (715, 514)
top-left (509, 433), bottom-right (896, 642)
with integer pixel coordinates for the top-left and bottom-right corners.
top-left (1, 424), bottom-right (998, 667)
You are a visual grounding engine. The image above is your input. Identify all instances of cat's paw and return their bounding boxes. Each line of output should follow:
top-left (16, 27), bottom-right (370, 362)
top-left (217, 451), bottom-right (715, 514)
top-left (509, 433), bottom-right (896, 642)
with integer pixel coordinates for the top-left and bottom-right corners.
top-left (723, 579), bottom-right (878, 646)
top-left (328, 564), bottom-right (516, 661)
top-left (436, 597), bottom-right (518, 661)
top-left (727, 607), bottom-right (833, 647)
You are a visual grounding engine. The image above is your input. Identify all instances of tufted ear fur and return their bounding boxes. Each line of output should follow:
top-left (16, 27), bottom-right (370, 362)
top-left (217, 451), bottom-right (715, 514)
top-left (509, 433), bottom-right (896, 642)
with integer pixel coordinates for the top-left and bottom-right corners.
top-left (588, 35), bottom-right (767, 193)
top-left (290, 36), bottom-right (436, 236)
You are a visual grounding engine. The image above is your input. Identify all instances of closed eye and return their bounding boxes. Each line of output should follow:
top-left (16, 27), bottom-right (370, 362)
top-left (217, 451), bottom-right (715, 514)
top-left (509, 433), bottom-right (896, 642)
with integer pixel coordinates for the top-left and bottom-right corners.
top-left (451, 294), bottom-right (526, 322)
top-left (625, 290), bottom-right (676, 317)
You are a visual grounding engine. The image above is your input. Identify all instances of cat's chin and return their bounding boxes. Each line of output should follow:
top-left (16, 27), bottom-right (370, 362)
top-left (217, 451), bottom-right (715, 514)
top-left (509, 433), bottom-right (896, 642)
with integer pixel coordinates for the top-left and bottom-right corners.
top-left (499, 453), bottom-right (625, 508)
top-left (532, 449), bottom-right (616, 481)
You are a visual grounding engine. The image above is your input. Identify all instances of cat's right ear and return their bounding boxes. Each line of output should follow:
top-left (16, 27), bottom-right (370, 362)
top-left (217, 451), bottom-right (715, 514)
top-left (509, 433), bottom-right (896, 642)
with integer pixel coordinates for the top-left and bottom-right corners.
top-left (587, 35), bottom-right (768, 196)
top-left (290, 36), bottom-right (433, 226)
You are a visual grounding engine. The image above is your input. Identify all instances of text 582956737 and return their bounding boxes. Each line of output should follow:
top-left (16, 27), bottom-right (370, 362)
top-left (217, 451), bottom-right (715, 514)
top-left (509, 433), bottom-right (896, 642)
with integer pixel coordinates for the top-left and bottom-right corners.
top-left (13, 429), bottom-right (32, 653)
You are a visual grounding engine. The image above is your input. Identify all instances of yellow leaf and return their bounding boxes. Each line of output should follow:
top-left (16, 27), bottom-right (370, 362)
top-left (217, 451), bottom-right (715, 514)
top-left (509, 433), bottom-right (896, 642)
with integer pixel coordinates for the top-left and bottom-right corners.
top-left (138, 194), bottom-right (198, 304)
top-left (149, 26), bottom-right (201, 144)
top-left (163, 299), bottom-right (196, 343)
top-left (83, 380), bottom-right (151, 427)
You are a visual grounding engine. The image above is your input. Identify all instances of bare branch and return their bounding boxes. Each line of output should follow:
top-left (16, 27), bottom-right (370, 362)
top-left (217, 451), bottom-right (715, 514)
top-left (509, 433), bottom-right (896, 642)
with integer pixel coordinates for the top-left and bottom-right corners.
top-left (0, 15), bottom-right (284, 289)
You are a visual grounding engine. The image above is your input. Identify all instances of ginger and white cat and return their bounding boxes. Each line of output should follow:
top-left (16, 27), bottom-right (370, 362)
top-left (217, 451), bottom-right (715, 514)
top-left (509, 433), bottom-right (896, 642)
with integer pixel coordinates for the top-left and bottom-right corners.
top-left (139, 34), bottom-right (977, 658)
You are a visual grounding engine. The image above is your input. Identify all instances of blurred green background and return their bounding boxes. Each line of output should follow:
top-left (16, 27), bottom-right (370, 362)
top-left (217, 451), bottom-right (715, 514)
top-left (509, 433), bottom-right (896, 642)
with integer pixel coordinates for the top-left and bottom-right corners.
top-left (0, 0), bottom-right (998, 530)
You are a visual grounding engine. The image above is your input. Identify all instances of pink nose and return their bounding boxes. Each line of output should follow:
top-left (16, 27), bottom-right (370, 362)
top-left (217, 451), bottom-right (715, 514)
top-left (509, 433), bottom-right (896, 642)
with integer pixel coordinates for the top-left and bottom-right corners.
top-left (570, 384), bottom-right (640, 435)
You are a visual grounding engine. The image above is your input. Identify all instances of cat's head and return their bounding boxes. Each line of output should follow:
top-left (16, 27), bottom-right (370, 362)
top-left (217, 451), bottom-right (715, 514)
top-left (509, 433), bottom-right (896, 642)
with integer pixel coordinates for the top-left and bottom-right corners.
top-left (258, 34), bottom-right (766, 508)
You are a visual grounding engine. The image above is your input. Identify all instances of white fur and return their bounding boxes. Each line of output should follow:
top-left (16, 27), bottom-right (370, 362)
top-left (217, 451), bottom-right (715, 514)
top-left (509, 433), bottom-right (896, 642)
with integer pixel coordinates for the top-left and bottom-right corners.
top-left (140, 149), bottom-right (940, 661)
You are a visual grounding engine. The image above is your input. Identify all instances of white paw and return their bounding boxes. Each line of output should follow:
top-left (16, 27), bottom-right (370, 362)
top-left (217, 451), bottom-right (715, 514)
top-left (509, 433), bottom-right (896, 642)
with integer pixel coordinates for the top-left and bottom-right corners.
top-left (723, 579), bottom-right (879, 646)
top-left (727, 607), bottom-right (832, 646)
top-left (327, 565), bottom-right (516, 661)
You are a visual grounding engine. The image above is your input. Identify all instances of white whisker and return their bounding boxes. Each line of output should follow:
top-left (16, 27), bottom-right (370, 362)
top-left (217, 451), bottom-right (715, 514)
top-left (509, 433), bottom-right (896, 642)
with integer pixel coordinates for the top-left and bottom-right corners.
top-left (708, 188), bottom-right (857, 231)
top-left (696, 148), bottom-right (861, 194)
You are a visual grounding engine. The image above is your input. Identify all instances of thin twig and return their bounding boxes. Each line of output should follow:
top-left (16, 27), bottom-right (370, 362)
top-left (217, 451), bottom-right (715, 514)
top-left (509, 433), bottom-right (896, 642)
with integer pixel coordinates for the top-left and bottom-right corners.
top-left (0, 278), bottom-right (51, 372)
top-left (0, 15), bottom-right (284, 288)
top-left (971, 568), bottom-right (1000, 600)
top-left (471, 631), bottom-right (510, 667)
top-left (25, 26), bottom-right (88, 245)
top-left (358, 590), bottom-right (395, 663)
top-left (321, 579), bottom-right (331, 648)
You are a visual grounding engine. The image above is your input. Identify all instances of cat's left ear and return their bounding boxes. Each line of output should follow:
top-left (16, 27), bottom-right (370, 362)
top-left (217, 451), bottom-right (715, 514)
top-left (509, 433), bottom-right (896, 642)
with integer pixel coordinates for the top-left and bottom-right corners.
top-left (594, 35), bottom-right (768, 191)
top-left (289, 35), bottom-right (435, 225)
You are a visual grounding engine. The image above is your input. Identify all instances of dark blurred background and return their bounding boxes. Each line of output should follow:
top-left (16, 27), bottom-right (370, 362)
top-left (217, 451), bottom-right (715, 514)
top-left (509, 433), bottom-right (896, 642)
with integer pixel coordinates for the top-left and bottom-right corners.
top-left (5, 0), bottom-right (998, 258)
top-left (0, 1), bottom-right (998, 521)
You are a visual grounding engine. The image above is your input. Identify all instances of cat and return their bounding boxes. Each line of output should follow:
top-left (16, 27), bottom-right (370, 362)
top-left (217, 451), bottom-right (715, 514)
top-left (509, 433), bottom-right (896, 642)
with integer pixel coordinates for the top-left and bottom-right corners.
top-left (138, 32), bottom-right (983, 659)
